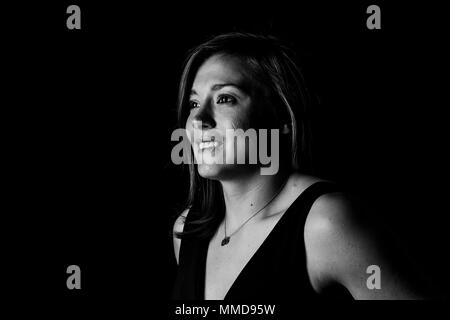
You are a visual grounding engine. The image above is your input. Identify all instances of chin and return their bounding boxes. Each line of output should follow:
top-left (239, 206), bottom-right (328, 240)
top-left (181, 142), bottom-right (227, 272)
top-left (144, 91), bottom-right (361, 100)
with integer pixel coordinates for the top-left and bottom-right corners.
top-left (197, 163), bottom-right (223, 180)
top-left (197, 163), bottom-right (256, 181)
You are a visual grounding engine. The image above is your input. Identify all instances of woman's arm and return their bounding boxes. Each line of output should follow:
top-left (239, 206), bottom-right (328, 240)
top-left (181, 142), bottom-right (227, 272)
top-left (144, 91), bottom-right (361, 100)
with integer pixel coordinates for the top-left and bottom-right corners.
top-left (304, 192), bottom-right (432, 299)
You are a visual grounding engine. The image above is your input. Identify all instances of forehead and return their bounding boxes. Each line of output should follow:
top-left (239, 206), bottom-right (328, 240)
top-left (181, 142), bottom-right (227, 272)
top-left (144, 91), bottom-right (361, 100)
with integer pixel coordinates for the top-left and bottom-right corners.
top-left (192, 54), bottom-right (249, 89)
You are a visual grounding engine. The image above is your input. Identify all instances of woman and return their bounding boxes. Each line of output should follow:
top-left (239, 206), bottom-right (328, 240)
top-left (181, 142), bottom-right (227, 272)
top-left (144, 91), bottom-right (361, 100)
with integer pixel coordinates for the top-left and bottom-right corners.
top-left (171, 32), bottom-right (429, 300)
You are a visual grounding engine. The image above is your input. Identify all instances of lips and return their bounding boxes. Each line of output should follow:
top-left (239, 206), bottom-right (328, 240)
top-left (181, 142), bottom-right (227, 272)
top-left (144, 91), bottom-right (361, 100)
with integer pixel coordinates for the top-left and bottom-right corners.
top-left (199, 140), bottom-right (219, 150)
top-left (195, 135), bottom-right (222, 151)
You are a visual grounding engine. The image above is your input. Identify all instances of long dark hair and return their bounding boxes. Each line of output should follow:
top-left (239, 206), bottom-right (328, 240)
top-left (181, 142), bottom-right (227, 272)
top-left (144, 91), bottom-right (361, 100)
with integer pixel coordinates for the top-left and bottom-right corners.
top-left (174, 32), bottom-right (314, 240)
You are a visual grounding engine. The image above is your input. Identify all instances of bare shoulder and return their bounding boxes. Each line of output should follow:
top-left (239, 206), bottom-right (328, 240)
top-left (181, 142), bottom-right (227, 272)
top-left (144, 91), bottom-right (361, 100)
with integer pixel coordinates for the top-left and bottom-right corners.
top-left (303, 191), bottom-right (431, 299)
top-left (173, 208), bottom-right (190, 265)
top-left (285, 173), bottom-right (358, 238)
top-left (305, 191), bottom-right (359, 233)
top-left (304, 190), bottom-right (361, 257)
top-left (303, 190), bottom-right (365, 291)
top-left (305, 187), bottom-right (375, 258)
top-left (305, 192), bottom-right (358, 248)
top-left (289, 179), bottom-right (430, 299)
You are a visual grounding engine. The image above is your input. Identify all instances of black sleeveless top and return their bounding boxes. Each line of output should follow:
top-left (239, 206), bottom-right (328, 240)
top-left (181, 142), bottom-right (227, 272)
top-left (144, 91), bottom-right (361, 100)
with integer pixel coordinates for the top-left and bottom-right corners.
top-left (172, 181), bottom-right (353, 300)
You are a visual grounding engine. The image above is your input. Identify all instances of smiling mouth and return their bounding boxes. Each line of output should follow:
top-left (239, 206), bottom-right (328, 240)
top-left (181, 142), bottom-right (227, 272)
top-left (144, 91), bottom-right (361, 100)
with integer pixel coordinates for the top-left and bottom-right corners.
top-left (199, 141), bottom-right (220, 150)
top-left (198, 136), bottom-right (220, 150)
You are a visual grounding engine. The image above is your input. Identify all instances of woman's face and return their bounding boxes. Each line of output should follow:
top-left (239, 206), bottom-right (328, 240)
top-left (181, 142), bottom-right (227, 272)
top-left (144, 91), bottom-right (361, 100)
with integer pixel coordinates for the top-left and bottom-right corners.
top-left (186, 54), bottom-right (261, 180)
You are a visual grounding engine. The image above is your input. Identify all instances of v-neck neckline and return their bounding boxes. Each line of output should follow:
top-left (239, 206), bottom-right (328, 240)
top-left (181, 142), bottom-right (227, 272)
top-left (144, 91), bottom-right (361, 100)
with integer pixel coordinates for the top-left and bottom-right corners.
top-left (200, 182), bottom-right (315, 300)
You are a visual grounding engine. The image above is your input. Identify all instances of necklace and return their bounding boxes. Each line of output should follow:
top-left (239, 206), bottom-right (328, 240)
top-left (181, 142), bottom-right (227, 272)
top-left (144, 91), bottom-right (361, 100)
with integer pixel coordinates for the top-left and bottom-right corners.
top-left (221, 178), bottom-right (289, 246)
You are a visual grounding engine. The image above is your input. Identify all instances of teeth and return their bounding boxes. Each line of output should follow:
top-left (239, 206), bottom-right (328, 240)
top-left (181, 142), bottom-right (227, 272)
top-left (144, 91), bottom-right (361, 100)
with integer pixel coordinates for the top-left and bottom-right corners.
top-left (199, 141), bottom-right (219, 150)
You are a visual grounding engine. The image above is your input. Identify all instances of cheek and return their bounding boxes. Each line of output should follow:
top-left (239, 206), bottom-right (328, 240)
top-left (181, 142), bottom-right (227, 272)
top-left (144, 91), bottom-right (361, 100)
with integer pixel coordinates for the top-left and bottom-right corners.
top-left (186, 110), bottom-right (194, 126)
top-left (221, 112), bottom-right (252, 146)
top-left (220, 109), bottom-right (251, 130)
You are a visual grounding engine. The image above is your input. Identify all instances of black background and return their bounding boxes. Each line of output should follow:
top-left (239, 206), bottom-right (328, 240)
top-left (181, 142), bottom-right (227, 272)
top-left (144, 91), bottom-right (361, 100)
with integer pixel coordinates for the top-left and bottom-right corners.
top-left (4, 0), bottom-right (448, 316)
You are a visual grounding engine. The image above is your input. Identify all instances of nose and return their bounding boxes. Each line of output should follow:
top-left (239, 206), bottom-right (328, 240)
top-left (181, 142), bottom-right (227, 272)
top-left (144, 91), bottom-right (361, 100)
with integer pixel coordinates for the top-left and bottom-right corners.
top-left (192, 103), bottom-right (215, 130)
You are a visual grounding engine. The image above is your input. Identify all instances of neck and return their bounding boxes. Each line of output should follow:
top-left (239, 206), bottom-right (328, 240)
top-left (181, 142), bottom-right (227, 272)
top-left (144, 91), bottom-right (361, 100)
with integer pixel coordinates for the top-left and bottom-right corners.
top-left (219, 167), bottom-right (288, 230)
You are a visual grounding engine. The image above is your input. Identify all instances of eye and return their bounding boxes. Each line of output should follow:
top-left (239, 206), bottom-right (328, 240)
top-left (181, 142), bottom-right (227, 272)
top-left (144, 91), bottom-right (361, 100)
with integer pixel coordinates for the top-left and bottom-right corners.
top-left (189, 100), bottom-right (200, 110)
top-left (216, 94), bottom-right (236, 105)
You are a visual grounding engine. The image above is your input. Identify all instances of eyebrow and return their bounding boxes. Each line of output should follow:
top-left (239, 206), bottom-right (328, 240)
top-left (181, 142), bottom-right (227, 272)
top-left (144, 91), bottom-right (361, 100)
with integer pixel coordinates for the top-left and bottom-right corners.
top-left (190, 83), bottom-right (247, 96)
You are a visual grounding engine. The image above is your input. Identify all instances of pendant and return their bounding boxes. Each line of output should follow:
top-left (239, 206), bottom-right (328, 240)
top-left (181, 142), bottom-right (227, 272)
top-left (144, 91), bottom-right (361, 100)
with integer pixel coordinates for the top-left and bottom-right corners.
top-left (221, 237), bottom-right (230, 246)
